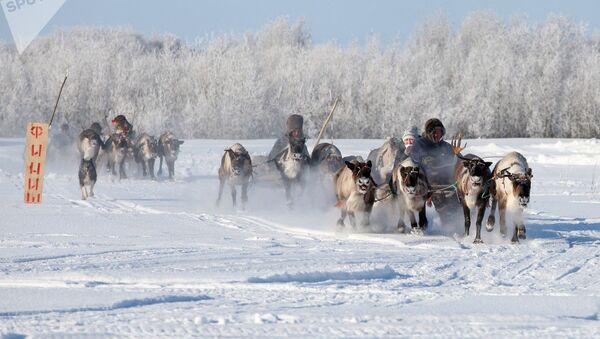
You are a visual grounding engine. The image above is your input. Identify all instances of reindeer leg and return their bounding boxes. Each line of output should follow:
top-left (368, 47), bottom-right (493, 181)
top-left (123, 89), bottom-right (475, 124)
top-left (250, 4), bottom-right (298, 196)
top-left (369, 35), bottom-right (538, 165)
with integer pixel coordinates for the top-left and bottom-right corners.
top-left (148, 158), bottom-right (155, 179)
top-left (158, 155), bottom-right (163, 176)
top-left (410, 211), bottom-right (424, 235)
top-left (499, 200), bottom-right (507, 237)
top-left (283, 179), bottom-right (293, 207)
top-left (241, 182), bottom-right (249, 210)
top-left (348, 211), bottom-right (357, 228)
top-left (511, 223), bottom-right (520, 243)
top-left (474, 202), bottom-right (486, 244)
top-left (142, 161), bottom-right (148, 177)
top-left (230, 184), bottom-right (237, 208)
top-left (168, 161), bottom-right (175, 180)
top-left (216, 178), bottom-right (225, 206)
top-left (518, 223), bottom-right (526, 240)
top-left (337, 206), bottom-right (347, 227)
top-left (512, 212), bottom-right (527, 240)
top-left (361, 212), bottom-right (371, 227)
top-left (486, 198), bottom-right (497, 231)
top-left (462, 201), bottom-right (471, 237)
top-left (418, 206), bottom-right (428, 230)
top-left (397, 210), bottom-right (408, 233)
top-left (119, 160), bottom-right (127, 180)
top-left (486, 194), bottom-right (497, 232)
top-left (408, 211), bottom-right (418, 230)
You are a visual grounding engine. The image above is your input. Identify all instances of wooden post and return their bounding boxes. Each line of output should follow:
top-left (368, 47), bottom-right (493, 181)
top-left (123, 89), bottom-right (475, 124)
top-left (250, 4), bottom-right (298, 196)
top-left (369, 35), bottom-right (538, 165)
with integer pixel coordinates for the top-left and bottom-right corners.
top-left (314, 97), bottom-right (339, 148)
top-left (48, 74), bottom-right (68, 127)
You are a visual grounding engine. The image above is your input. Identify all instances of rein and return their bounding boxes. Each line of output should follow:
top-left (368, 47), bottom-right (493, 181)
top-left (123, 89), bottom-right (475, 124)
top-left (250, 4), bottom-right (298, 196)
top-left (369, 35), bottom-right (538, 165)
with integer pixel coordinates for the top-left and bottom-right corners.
top-left (481, 168), bottom-right (528, 199)
top-left (480, 177), bottom-right (495, 199)
top-left (250, 147), bottom-right (290, 168)
top-left (252, 157), bottom-right (276, 168)
top-left (374, 186), bottom-right (394, 202)
top-left (430, 182), bottom-right (458, 193)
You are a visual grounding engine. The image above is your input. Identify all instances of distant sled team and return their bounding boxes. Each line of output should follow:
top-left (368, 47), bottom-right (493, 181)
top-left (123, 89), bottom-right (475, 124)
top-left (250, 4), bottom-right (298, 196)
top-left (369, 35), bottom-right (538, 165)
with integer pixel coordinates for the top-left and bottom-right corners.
top-left (52, 113), bottom-right (533, 244)
top-left (57, 115), bottom-right (184, 201)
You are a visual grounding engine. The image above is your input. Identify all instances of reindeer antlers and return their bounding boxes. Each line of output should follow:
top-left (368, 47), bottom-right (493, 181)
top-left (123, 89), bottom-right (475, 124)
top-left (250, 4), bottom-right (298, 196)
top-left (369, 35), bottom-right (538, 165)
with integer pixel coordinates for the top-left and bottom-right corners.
top-left (451, 133), bottom-right (467, 155)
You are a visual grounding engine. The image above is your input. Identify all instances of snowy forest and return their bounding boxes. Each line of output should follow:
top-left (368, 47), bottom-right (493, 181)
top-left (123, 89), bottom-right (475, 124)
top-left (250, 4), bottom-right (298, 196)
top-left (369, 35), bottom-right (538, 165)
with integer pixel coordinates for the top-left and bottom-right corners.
top-left (1, 12), bottom-right (600, 139)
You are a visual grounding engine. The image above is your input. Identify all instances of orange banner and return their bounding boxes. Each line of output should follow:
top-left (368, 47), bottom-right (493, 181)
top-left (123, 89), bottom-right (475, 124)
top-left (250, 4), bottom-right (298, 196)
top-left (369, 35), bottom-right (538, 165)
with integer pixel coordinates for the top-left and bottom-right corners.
top-left (24, 122), bottom-right (49, 204)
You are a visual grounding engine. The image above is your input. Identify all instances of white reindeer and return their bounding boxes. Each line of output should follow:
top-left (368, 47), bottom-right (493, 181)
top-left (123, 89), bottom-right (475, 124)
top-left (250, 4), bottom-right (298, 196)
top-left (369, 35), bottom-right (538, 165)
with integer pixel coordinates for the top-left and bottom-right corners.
top-left (486, 152), bottom-right (533, 243)
top-left (217, 143), bottom-right (253, 209)
top-left (390, 158), bottom-right (431, 234)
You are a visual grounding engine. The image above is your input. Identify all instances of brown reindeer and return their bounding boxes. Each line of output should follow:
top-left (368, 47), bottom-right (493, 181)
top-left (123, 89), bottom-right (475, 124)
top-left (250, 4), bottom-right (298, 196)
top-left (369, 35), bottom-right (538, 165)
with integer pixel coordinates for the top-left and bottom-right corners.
top-left (157, 132), bottom-right (184, 180)
top-left (310, 143), bottom-right (344, 204)
top-left (334, 160), bottom-right (377, 228)
top-left (311, 143), bottom-right (344, 176)
top-left (454, 154), bottom-right (493, 243)
top-left (133, 133), bottom-right (159, 179)
top-left (367, 137), bottom-right (403, 184)
top-left (486, 152), bottom-right (533, 243)
top-left (104, 133), bottom-right (130, 180)
top-left (390, 158), bottom-right (431, 234)
top-left (217, 143), bottom-right (253, 209)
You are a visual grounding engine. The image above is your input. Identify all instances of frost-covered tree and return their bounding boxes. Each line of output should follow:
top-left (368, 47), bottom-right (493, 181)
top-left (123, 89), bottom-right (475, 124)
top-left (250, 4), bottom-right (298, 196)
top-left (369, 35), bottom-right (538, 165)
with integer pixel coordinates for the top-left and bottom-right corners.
top-left (0, 13), bottom-right (599, 138)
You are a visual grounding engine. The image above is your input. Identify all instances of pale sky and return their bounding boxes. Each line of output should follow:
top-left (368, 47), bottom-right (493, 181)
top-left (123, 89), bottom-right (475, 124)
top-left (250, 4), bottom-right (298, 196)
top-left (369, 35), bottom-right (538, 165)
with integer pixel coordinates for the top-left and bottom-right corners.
top-left (1, 0), bottom-right (599, 45)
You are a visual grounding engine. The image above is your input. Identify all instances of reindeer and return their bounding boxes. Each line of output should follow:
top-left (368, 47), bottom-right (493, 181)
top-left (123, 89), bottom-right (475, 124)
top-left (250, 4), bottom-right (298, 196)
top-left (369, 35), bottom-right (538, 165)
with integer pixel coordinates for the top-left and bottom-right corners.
top-left (76, 129), bottom-right (104, 163)
top-left (133, 133), bottom-right (159, 179)
top-left (367, 137), bottom-right (403, 184)
top-left (334, 160), bottom-right (377, 228)
top-left (217, 143), bottom-right (253, 209)
top-left (310, 143), bottom-right (344, 205)
top-left (454, 154), bottom-right (493, 243)
top-left (76, 128), bottom-right (103, 200)
top-left (390, 158), bottom-right (431, 234)
top-left (157, 132), bottom-right (184, 180)
top-left (486, 152), bottom-right (533, 243)
top-left (79, 158), bottom-right (97, 200)
top-left (311, 143), bottom-right (344, 177)
top-left (273, 134), bottom-right (310, 207)
top-left (104, 133), bottom-right (130, 180)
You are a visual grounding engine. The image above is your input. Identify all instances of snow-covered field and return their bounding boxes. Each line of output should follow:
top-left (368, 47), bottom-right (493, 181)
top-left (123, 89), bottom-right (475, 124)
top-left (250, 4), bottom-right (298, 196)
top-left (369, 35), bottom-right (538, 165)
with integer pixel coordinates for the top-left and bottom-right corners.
top-left (1, 138), bottom-right (600, 337)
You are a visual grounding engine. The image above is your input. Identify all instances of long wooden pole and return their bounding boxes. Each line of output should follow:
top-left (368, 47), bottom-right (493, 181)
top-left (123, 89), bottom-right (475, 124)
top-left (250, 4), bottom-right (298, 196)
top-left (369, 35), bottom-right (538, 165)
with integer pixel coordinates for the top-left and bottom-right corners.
top-left (48, 73), bottom-right (68, 127)
top-left (314, 97), bottom-right (339, 148)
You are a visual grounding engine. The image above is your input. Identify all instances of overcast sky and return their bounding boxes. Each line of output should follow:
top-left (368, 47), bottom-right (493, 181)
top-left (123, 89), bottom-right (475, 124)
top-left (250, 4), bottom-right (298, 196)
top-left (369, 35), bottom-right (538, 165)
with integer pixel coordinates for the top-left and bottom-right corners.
top-left (1, 0), bottom-right (600, 45)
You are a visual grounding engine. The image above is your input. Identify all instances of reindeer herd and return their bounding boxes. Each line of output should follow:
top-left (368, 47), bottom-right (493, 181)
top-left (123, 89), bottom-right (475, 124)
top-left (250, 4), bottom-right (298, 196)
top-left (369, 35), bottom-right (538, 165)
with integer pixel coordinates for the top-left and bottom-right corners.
top-left (75, 126), bottom-right (184, 200)
top-left (68, 124), bottom-right (533, 244)
top-left (217, 133), bottom-right (533, 244)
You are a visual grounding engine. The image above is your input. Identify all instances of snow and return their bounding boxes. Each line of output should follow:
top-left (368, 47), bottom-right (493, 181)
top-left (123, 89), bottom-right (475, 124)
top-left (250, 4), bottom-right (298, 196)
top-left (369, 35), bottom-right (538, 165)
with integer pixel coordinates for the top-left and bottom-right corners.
top-left (1, 138), bottom-right (600, 337)
top-left (247, 265), bottom-right (404, 284)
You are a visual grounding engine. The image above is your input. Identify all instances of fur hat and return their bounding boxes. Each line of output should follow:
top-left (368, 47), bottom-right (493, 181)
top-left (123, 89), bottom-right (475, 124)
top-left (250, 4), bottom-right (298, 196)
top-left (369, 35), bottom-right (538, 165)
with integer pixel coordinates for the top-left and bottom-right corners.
top-left (423, 118), bottom-right (446, 142)
top-left (424, 118), bottom-right (445, 135)
top-left (286, 114), bottom-right (304, 131)
top-left (112, 115), bottom-right (128, 124)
